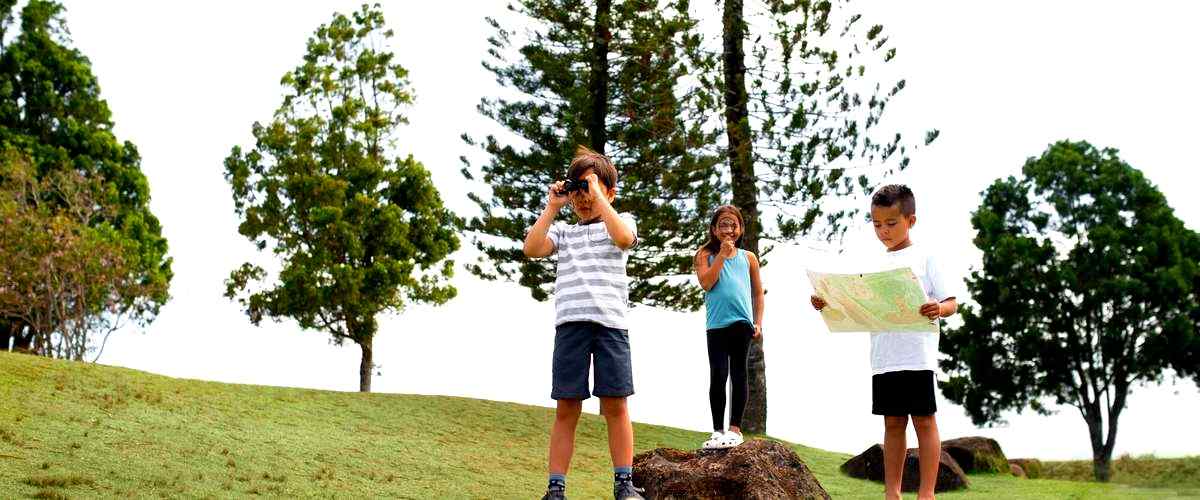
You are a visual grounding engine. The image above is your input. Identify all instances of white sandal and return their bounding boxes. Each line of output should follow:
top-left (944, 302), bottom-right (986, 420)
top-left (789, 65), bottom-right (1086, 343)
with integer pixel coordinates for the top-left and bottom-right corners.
top-left (701, 431), bottom-right (725, 450)
top-left (717, 430), bottom-right (744, 448)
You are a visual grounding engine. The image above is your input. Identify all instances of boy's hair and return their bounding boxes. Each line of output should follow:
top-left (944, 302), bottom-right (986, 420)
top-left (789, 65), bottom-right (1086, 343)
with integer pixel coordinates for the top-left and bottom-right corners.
top-left (871, 184), bottom-right (916, 216)
top-left (566, 145), bottom-right (617, 190)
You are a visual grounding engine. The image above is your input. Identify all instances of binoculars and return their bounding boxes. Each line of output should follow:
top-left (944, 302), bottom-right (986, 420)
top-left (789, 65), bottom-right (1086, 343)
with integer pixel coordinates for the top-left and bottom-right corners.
top-left (556, 179), bottom-right (589, 196)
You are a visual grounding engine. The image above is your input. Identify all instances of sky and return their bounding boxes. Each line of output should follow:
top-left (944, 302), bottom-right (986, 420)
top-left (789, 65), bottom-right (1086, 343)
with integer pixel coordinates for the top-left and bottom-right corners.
top-left (48, 0), bottom-right (1200, 460)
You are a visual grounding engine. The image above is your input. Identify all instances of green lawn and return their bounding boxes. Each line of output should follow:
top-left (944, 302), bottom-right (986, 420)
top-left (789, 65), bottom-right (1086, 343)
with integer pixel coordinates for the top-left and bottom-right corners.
top-left (1, 351), bottom-right (1194, 498)
top-left (1043, 455), bottom-right (1200, 491)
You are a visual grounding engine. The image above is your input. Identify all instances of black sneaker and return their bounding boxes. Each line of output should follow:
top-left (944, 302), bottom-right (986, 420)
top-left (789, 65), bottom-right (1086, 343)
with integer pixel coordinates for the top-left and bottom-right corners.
top-left (614, 481), bottom-right (645, 500)
top-left (541, 488), bottom-right (566, 500)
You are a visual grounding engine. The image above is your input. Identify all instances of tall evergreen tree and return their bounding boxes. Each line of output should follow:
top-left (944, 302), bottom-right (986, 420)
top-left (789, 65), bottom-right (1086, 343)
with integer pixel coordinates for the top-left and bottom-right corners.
top-left (713, 0), bottom-right (936, 432)
top-left (0, 0), bottom-right (172, 354)
top-left (463, 0), bottom-right (722, 311)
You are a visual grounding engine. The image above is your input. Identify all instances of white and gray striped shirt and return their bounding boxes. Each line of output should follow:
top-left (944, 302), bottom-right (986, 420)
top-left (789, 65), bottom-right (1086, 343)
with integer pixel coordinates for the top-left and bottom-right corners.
top-left (548, 213), bottom-right (638, 329)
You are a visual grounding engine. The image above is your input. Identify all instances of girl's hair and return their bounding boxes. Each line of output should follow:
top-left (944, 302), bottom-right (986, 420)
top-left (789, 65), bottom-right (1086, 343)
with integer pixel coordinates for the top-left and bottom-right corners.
top-left (701, 205), bottom-right (745, 256)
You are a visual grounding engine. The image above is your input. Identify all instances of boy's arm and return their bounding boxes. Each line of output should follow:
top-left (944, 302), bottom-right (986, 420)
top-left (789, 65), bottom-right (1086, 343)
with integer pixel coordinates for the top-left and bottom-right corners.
top-left (586, 173), bottom-right (636, 249)
top-left (938, 297), bottom-right (957, 317)
top-left (523, 182), bottom-right (567, 258)
top-left (748, 252), bottom-right (764, 338)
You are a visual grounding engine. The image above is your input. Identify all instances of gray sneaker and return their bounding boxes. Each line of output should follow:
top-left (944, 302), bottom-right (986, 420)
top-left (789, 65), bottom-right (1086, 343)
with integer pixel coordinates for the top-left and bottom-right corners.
top-left (614, 481), bottom-right (645, 500)
top-left (541, 488), bottom-right (566, 500)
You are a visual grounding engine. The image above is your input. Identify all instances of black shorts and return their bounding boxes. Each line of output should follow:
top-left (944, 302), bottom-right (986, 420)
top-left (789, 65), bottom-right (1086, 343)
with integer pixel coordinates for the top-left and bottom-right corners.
top-left (551, 321), bottom-right (634, 400)
top-left (872, 370), bottom-right (936, 416)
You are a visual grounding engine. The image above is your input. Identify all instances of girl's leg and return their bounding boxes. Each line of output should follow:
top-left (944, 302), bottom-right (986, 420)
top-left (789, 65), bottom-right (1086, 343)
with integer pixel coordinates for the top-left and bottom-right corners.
top-left (912, 415), bottom-right (941, 500)
top-left (706, 329), bottom-right (730, 431)
top-left (883, 415), bottom-right (909, 500)
top-left (727, 323), bottom-right (752, 433)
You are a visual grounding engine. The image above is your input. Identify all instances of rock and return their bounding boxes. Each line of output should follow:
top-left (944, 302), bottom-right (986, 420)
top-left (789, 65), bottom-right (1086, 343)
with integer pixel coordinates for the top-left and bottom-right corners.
top-left (840, 444), bottom-right (969, 493)
top-left (942, 436), bottom-right (1009, 473)
top-left (632, 439), bottom-right (830, 499)
top-left (1009, 463), bottom-right (1026, 478)
top-left (1008, 458), bottom-right (1043, 479)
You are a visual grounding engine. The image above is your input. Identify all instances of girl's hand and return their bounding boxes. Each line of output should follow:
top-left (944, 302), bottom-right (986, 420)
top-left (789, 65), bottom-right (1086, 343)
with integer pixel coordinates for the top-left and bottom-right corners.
top-left (547, 181), bottom-right (568, 209)
top-left (810, 295), bottom-right (826, 311)
top-left (720, 239), bottom-right (737, 259)
top-left (920, 301), bottom-right (941, 320)
top-left (753, 324), bottom-right (762, 340)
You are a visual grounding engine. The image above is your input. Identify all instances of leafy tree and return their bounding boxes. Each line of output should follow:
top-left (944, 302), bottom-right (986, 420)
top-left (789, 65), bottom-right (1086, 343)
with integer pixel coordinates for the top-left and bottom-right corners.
top-left (0, 150), bottom-right (148, 360)
top-left (0, 0), bottom-right (172, 353)
top-left (941, 141), bottom-right (1200, 481)
top-left (224, 4), bottom-right (459, 392)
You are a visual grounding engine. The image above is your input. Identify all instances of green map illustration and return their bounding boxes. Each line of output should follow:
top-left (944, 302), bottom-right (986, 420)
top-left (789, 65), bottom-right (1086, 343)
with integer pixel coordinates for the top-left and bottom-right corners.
top-left (806, 268), bottom-right (936, 333)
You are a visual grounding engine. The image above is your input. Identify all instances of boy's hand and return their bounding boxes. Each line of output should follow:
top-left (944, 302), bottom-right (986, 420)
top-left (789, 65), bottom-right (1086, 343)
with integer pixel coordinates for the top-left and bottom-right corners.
top-left (720, 239), bottom-right (737, 259)
top-left (547, 181), bottom-right (568, 210)
top-left (810, 295), bottom-right (826, 311)
top-left (585, 172), bottom-right (606, 201)
top-left (920, 301), bottom-right (941, 320)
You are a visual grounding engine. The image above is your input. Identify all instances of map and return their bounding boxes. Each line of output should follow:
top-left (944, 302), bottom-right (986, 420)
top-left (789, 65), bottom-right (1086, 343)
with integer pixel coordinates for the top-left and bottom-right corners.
top-left (806, 268), bottom-right (936, 333)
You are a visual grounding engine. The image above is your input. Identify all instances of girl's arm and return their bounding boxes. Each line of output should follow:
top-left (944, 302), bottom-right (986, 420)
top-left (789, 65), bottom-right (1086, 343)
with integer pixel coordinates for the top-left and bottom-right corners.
top-left (694, 248), bottom-right (727, 291)
top-left (748, 252), bottom-right (764, 338)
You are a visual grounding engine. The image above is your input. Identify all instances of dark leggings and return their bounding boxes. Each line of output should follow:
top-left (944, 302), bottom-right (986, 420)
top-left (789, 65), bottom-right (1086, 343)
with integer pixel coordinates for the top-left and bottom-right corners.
top-left (707, 322), bottom-right (753, 431)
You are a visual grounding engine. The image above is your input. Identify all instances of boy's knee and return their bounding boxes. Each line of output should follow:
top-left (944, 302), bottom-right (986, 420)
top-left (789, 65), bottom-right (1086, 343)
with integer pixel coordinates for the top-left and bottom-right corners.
top-left (599, 397), bottom-right (628, 418)
top-left (556, 400), bottom-right (583, 421)
top-left (884, 415), bottom-right (909, 430)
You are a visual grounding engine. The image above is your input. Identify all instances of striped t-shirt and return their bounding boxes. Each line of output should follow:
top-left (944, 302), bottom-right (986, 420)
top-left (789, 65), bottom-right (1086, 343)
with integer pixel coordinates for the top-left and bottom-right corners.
top-left (547, 213), bottom-right (638, 329)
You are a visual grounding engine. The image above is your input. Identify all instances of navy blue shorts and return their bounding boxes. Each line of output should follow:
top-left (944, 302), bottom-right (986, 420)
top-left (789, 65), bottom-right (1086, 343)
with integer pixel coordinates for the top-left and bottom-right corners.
top-left (872, 370), bottom-right (937, 416)
top-left (551, 321), bottom-right (634, 400)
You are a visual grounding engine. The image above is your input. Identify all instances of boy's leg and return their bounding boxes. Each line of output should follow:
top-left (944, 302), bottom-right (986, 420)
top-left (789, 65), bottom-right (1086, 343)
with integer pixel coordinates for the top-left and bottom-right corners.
top-left (912, 415), bottom-right (941, 500)
top-left (883, 415), bottom-right (909, 500)
top-left (593, 325), bottom-right (635, 468)
top-left (706, 328), bottom-right (731, 431)
top-left (548, 322), bottom-right (592, 487)
top-left (549, 399), bottom-right (584, 476)
top-left (600, 397), bottom-right (634, 467)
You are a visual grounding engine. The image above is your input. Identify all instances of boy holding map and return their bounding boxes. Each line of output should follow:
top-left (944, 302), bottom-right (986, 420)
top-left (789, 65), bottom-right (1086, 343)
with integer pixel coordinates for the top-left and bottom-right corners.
top-left (811, 184), bottom-right (958, 500)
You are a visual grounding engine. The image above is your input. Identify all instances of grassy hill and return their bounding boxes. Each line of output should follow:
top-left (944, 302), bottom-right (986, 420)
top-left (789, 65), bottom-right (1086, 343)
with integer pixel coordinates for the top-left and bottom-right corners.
top-left (1, 351), bottom-right (1194, 498)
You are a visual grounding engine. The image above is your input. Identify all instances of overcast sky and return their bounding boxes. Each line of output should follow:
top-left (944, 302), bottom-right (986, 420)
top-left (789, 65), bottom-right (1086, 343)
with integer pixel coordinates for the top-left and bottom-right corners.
top-left (55, 0), bottom-right (1200, 460)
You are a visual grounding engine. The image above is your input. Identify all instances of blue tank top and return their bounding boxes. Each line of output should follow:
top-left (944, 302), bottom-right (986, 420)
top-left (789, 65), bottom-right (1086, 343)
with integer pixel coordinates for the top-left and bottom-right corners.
top-left (704, 249), bottom-right (754, 330)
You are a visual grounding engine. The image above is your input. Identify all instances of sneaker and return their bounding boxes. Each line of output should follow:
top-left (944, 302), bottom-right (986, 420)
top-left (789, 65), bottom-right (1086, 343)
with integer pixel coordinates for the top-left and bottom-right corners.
top-left (541, 488), bottom-right (566, 500)
top-left (614, 480), bottom-right (645, 500)
top-left (701, 430), bottom-right (724, 450)
top-left (718, 430), bottom-right (744, 449)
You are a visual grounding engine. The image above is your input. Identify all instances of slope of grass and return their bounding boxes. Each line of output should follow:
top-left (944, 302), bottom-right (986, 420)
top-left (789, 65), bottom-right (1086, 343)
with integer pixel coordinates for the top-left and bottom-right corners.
top-left (1042, 455), bottom-right (1200, 491)
top-left (0, 351), bottom-right (1194, 498)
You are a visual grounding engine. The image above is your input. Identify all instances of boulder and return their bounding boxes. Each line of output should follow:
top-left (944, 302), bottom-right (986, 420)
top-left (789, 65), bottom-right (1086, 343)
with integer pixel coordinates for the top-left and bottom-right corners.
top-left (1009, 463), bottom-right (1026, 478)
top-left (942, 436), bottom-right (1009, 473)
top-left (840, 444), bottom-right (969, 492)
top-left (1008, 458), bottom-right (1043, 479)
top-left (632, 439), bottom-right (830, 499)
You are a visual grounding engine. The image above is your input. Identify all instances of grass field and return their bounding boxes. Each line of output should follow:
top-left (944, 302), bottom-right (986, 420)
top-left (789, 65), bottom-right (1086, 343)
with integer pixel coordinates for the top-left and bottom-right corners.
top-left (1, 351), bottom-right (1195, 498)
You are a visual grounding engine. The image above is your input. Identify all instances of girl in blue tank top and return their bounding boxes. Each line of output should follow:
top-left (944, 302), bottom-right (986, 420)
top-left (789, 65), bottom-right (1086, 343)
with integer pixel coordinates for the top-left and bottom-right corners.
top-left (693, 205), bottom-right (763, 449)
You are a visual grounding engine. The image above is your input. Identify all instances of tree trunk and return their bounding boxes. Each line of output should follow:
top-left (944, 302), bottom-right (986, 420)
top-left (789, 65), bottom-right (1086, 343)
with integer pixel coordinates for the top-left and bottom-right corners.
top-left (12, 322), bottom-right (33, 353)
top-left (587, 0), bottom-right (612, 153)
top-left (722, 0), bottom-right (766, 434)
top-left (0, 319), bottom-right (11, 352)
top-left (359, 337), bottom-right (373, 393)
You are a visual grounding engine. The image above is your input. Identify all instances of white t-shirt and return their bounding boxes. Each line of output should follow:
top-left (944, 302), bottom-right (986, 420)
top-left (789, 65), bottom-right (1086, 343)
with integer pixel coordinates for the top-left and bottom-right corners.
top-left (869, 244), bottom-right (954, 375)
